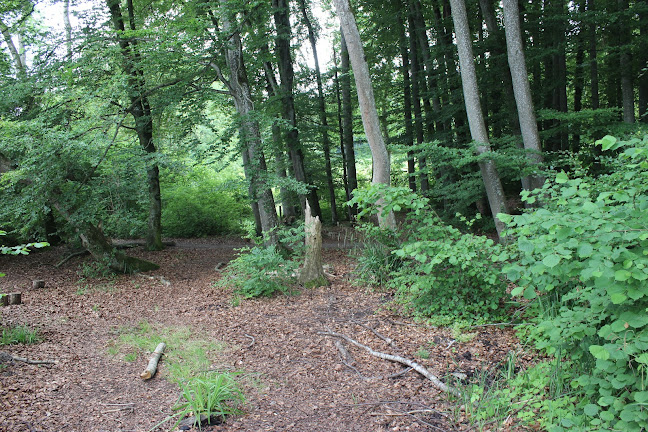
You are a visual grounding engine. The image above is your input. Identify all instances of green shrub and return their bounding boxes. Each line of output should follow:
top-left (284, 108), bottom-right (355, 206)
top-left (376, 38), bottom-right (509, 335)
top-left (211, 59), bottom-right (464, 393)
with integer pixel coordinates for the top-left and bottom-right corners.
top-left (350, 185), bottom-right (509, 325)
top-left (217, 246), bottom-right (297, 298)
top-left (162, 168), bottom-right (250, 238)
top-left (352, 224), bottom-right (402, 287)
top-left (500, 134), bottom-right (648, 431)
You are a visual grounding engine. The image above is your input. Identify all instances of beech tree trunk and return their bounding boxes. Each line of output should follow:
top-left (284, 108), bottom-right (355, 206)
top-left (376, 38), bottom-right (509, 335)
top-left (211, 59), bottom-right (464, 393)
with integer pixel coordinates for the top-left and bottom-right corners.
top-left (298, 0), bottom-right (338, 223)
top-left (618, 0), bottom-right (635, 124)
top-left (502, 0), bottom-right (545, 191)
top-left (449, 0), bottom-right (509, 240)
top-left (398, 10), bottom-right (417, 192)
top-left (340, 33), bottom-right (358, 219)
top-left (407, 10), bottom-right (428, 193)
top-left (273, 0), bottom-right (322, 219)
top-left (334, 0), bottom-right (396, 229)
top-left (588, 0), bottom-right (600, 110)
top-left (106, 0), bottom-right (163, 251)
top-left (333, 48), bottom-right (352, 219)
top-left (639, 0), bottom-right (648, 122)
top-left (216, 1), bottom-right (280, 246)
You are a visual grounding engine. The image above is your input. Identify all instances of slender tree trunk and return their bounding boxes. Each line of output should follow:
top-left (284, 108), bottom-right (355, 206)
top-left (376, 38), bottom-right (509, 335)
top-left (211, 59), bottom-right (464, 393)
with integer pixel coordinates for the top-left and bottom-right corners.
top-left (588, 0), bottom-right (600, 109)
top-left (639, 0), bottom-right (648, 122)
top-left (408, 11), bottom-right (428, 193)
top-left (333, 48), bottom-right (352, 220)
top-left (298, 0), bottom-right (338, 223)
top-left (63, 0), bottom-right (72, 57)
top-left (502, 0), bottom-right (544, 191)
top-left (449, 0), bottom-right (509, 240)
top-left (618, 0), bottom-right (635, 123)
top-left (216, 1), bottom-right (279, 245)
top-left (272, 0), bottom-right (322, 218)
top-left (333, 0), bottom-right (396, 229)
top-left (398, 9), bottom-right (417, 192)
top-left (340, 32), bottom-right (358, 219)
top-left (106, 0), bottom-right (163, 251)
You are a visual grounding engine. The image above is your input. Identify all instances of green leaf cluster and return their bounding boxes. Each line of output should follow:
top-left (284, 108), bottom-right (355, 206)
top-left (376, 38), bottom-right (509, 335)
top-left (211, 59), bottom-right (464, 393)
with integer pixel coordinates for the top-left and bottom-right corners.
top-left (501, 134), bottom-right (648, 430)
top-left (350, 184), bottom-right (509, 325)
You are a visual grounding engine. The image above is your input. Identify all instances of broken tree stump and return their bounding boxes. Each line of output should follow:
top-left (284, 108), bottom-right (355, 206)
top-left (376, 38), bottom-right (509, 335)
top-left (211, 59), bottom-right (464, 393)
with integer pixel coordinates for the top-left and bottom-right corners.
top-left (32, 280), bottom-right (45, 289)
top-left (298, 202), bottom-right (328, 288)
top-left (140, 342), bottom-right (166, 380)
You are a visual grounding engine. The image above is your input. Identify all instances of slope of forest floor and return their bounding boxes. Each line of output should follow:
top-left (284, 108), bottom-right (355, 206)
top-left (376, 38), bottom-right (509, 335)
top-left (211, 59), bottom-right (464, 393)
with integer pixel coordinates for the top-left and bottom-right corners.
top-left (0, 234), bottom-right (526, 432)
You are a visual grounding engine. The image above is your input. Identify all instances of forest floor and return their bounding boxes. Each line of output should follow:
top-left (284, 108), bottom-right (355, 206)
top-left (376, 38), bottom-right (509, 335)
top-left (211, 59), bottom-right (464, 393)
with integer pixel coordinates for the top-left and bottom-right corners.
top-left (0, 232), bottom-right (528, 432)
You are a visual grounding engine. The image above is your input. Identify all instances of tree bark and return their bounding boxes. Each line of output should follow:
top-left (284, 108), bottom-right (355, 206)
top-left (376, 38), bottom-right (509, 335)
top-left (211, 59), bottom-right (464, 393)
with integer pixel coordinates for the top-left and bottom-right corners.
top-left (216, 1), bottom-right (280, 246)
top-left (298, 203), bottom-right (327, 287)
top-left (334, 0), bottom-right (396, 229)
top-left (639, 0), bottom-right (648, 122)
top-left (333, 48), bottom-right (352, 220)
top-left (588, 0), bottom-right (600, 110)
top-left (340, 32), bottom-right (358, 219)
top-left (297, 0), bottom-right (338, 223)
top-left (618, 0), bottom-right (635, 124)
top-left (502, 0), bottom-right (544, 191)
top-left (397, 9), bottom-right (417, 192)
top-left (105, 0), bottom-right (163, 251)
top-left (272, 0), bottom-right (322, 219)
top-left (449, 0), bottom-right (509, 240)
top-left (63, 0), bottom-right (72, 57)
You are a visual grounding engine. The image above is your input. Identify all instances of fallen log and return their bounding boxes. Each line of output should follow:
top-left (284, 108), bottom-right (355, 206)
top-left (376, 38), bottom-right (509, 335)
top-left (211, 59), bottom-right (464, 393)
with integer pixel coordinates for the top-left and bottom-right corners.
top-left (319, 330), bottom-right (459, 396)
top-left (32, 280), bottom-right (45, 289)
top-left (140, 342), bottom-right (166, 380)
top-left (1, 292), bottom-right (21, 306)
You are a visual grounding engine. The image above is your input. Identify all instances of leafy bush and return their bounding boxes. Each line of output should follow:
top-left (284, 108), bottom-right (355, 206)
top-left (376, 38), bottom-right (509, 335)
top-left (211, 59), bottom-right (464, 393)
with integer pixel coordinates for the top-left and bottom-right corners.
top-left (350, 185), bottom-right (509, 326)
top-left (500, 134), bottom-right (648, 430)
top-left (162, 168), bottom-right (250, 238)
top-left (217, 246), bottom-right (297, 298)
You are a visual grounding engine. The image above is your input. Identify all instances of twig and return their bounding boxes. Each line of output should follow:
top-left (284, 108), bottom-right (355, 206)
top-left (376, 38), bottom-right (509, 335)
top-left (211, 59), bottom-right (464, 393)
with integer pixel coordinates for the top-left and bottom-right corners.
top-left (319, 331), bottom-right (459, 396)
top-left (55, 250), bottom-right (89, 268)
top-left (11, 355), bottom-right (58, 365)
top-left (243, 334), bottom-right (255, 349)
top-left (369, 409), bottom-right (439, 416)
top-left (352, 320), bottom-right (397, 347)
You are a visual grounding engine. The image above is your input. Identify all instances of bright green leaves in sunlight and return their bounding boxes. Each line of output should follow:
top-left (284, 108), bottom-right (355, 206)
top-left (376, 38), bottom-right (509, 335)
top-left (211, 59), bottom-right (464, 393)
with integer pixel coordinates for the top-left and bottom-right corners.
top-left (501, 134), bottom-right (648, 431)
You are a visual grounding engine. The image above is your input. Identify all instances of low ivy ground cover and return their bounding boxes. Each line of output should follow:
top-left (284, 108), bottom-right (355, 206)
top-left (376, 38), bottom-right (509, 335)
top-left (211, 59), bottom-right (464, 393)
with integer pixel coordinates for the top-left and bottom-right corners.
top-left (500, 134), bottom-right (648, 431)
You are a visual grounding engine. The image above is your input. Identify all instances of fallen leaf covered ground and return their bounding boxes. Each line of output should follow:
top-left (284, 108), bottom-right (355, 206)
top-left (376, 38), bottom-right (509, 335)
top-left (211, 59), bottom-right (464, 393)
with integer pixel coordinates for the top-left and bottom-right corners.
top-left (0, 234), bottom-right (527, 432)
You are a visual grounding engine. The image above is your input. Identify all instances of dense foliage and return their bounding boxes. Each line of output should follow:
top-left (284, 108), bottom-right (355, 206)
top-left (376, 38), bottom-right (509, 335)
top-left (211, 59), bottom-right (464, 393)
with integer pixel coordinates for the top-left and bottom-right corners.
top-left (501, 134), bottom-right (648, 430)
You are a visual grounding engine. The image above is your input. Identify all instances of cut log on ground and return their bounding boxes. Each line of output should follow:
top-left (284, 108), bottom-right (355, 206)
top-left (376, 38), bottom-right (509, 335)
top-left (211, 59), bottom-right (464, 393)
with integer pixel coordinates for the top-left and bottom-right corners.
top-left (2, 292), bottom-right (21, 306)
top-left (32, 280), bottom-right (45, 289)
top-left (319, 330), bottom-right (459, 396)
top-left (140, 342), bottom-right (166, 380)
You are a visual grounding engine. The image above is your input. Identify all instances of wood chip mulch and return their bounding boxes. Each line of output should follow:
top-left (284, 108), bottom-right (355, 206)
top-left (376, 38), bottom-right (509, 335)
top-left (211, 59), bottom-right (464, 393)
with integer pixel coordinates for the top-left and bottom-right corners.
top-left (0, 236), bottom-right (527, 432)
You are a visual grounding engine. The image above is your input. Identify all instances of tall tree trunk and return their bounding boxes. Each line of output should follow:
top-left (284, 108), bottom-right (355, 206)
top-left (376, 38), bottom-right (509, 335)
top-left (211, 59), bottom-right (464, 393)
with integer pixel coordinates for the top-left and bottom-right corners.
top-left (478, 0), bottom-right (521, 136)
top-left (333, 0), bottom-right (396, 229)
top-left (639, 0), bottom-right (648, 122)
top-left (449, 0), bottom-right (509, 240)
top-left (272, 0), bottom-right (322, 219)
top-left (340, 32), bottom-right (358, 219)
top-left (588, 0), bottom-right (600, 109)
top-left (106, 0), bottom-right (163, 251)
top-left (216, 1), bottom-right (279, 246)
top-left (63, 0), bottom-right (72, 57)
top-left (297, 0), bottom-right (338, 223)
top-left (618, 0), bottom-right (635, 123)
top-left (333, 48), bottom-right (352, 220)
top-left (398, 9), bottom-right (417, 192)
top-left (408, 11), bottom-right (428, 193)
top-left (502, 0), bottom-right (544, 191)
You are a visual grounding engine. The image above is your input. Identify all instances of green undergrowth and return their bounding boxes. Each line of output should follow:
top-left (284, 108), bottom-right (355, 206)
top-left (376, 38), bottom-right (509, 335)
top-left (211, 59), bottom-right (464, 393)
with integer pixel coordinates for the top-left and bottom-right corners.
top-left (108, 321), bottom-right (244, 430)
top-left (349, 184), bottom-right (510, 326)
top-left (0, 325), bottom-right (41, 345)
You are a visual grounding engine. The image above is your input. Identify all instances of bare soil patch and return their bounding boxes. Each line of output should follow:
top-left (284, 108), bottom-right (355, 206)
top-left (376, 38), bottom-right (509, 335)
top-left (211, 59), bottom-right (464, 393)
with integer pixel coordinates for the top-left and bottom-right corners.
top-left (0, 236), bottom-right (523, 432)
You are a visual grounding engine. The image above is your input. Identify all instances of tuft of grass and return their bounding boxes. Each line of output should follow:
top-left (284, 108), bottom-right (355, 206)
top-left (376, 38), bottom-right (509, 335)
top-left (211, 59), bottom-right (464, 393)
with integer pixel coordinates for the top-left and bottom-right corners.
top-left (415, 347), bottom-right (430, 359)
top-left (1, 325), bottom-right (41, 345)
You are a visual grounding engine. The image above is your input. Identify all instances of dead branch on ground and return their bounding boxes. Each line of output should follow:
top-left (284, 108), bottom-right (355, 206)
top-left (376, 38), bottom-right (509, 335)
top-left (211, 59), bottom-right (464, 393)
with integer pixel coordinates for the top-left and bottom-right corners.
top-left (0, 352), bottom-right (58, 365)
top-left (319, 331), bottom-right (459, 396)
top-left (140, 342), bottom-right (165, 380)
top-left (55, 250), bottom-right (89, 268)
